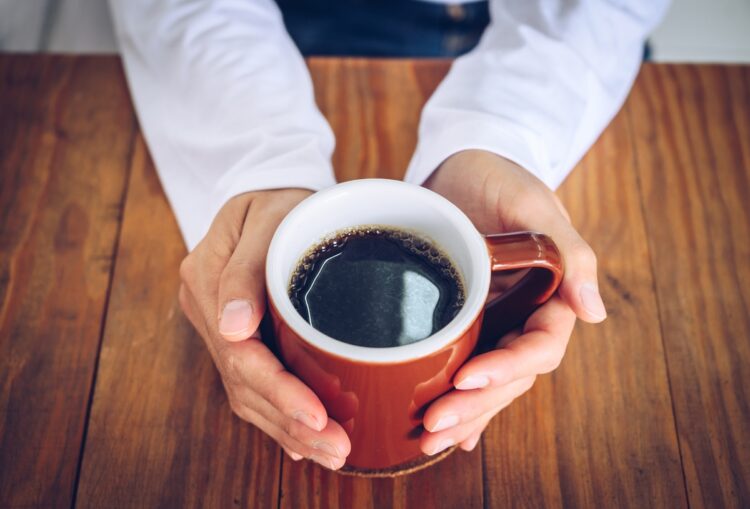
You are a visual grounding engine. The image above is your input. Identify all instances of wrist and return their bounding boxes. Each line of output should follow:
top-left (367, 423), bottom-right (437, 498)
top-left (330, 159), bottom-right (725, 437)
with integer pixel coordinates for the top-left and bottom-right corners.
top-left (427, 150), bottom-right (525, 188)
top-left (226, 187), bottom-right (312, 212)
top-left (423, 150), bottom-right (557, 234)
top-left (217, 188), bottom-right (313, 232)
top-left (230, 187), bottom-right (313, 203)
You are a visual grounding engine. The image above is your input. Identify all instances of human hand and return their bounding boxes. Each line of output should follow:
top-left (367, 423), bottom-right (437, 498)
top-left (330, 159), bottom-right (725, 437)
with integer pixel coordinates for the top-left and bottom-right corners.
top-left (178, 189), bottom-right (351, 470)
top-left (420, 150), bottom-right (606, 454)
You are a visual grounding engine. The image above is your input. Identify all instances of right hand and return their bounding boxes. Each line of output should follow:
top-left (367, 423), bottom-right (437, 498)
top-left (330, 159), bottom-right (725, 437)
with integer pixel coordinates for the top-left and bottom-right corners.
top-left (178, 188), bottom-right (351, 470)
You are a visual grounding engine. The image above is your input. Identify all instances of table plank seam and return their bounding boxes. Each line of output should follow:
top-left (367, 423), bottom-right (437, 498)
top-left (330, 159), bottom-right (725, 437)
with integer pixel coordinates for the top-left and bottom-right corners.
top-left (624, 97), bottom-right (692, 509)
top-left (481, 440), bottom-right (489, 509)
top-left (68, 124), bottom-right (138, 509)
top-left (277, 452), bottom-right (284, 509)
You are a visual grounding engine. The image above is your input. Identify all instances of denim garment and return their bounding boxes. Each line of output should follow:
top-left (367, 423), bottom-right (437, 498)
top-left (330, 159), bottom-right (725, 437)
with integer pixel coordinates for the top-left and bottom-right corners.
top-left (275, 0), bottom-right (491, 57)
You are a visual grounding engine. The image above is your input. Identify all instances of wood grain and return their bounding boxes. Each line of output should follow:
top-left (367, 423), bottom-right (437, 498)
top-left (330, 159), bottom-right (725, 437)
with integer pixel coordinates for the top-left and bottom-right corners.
top-left (279, 450), bottom-right (483, 509)
top-left (479, 94), bottom-right (687, 508)
top-left (0, 56), bottom-right (134, 508)
top-left (4, 55), bottom-right (749, 509)
top-left (628, 64), bottom-right (750, 508)
top-left (308, 58), bottom-right (449, 182)
top-left (74, 136), bottom-right (282, 508)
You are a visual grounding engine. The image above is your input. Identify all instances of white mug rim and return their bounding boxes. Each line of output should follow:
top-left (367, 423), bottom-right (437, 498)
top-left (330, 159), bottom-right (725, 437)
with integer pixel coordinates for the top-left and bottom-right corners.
top-left (265, 179), bottom-right (490, 364)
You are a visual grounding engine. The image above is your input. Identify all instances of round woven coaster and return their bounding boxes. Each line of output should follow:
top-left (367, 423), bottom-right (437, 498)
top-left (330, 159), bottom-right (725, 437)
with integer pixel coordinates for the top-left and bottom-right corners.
top-left (337, 446), bottom-right (458, 478)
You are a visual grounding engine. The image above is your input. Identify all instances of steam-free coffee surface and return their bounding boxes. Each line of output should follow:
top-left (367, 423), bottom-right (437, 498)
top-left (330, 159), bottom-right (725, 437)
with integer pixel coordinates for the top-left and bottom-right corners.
top-left (288, 227), bottom-right (464, 348)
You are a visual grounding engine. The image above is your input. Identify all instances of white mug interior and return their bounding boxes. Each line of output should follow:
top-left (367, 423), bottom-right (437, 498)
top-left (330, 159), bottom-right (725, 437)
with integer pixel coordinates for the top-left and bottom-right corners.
top-left (266, 179), bottom-right (490, 363)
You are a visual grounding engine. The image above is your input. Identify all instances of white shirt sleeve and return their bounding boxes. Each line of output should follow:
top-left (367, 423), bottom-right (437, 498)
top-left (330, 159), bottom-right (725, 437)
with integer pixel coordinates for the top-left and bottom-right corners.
top-left (108, 0), bottom-right (336, 250)
top-left (404, 0), bottom-right (670, 190)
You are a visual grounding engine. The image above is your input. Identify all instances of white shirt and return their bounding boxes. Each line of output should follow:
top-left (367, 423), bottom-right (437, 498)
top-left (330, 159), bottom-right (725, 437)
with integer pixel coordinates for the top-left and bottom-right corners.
top-left (108, 0), bottom-right (669, 250)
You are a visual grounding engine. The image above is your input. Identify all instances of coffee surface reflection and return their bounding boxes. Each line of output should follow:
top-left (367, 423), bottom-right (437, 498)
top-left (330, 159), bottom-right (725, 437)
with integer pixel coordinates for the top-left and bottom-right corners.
top-left (288, 226), bottom-right (465, 347)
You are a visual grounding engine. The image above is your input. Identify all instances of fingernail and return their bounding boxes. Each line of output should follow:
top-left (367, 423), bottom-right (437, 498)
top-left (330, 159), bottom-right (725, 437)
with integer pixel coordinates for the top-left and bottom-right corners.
top-left (293, 411), bottom-right (323, 432)
top-left (430, 438), bottom-right (455, 456)
top-left (580, 283), bottom-right (607, 320)
top-left (288, 451), bottom-right (303, 461)
top-left (456, 375), bottom-right (489, 390)
top-left (219, 300), bottom-right (253, 339)
top-left (310, 453), bottom-right (338, 470)
top-left (430, 414), bottom-right (459, 432)
top-left (312, 440), bottom-right (341, 458)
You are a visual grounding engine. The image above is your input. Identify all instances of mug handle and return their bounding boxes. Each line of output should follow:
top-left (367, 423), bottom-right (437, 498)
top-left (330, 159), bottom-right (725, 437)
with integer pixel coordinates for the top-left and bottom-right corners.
top-left (478, 232), bottom-right (564, 349)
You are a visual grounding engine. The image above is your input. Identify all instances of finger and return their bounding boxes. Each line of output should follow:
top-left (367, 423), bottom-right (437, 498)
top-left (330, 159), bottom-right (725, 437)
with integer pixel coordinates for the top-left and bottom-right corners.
top-left (189, 282), bottom-right (351, 468)
top-left (496, 328), bottom-right (522, 348)
top-left (423, 376), bottom-right (536, 432)
top-left (235, 385), bottom-right (352, 460)
top-left (510, 186), bottom-right (605, 323)
top-left (454, 296), bottom-right (575, 390)
top-left (218, 337), bottom-right (329, 432)
top-left (233, 402), bottom-right (346, 470)
top-left (421, 407), bottom-right (501, 456)
top-left (459, 415), bottom-right (492, 452)
top-left (544, 212), bottom-right (606, 323)
top-left (216, 192), bottom-right (310, 342)
top-left (282, 447), bottom-right (303, 461)
top-left (216, 202), bottom-right (283, 342)
top-left (179, 195), bottom-right (249, 331)
top-left (551, 192), bottom-right (572, 223)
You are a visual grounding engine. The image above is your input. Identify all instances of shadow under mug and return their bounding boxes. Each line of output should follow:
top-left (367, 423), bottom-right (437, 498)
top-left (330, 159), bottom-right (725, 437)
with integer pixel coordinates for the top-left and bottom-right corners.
top-left (266, 179), bottom-right (563, 472)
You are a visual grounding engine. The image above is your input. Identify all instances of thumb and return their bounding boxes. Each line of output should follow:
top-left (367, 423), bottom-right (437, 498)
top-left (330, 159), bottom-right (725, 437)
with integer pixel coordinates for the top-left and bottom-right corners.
top-left (217, 257), bottom-right (266, 342)
top-left (552, 225), bottom-right (607, 324)
top-left (217, 215), bottom-right (278, 342)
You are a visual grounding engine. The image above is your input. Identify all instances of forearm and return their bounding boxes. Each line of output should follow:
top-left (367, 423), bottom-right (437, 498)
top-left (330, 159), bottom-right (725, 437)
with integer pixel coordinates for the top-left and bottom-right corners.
top-left (406, 0), bottom-right (670, 189)
top-left (109, 0), bottom-right (336, 249)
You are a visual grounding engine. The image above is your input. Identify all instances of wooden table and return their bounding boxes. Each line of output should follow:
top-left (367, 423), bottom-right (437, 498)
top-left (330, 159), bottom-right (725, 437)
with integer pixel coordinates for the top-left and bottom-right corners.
top-left (1, 55), bottom-right (748, 508)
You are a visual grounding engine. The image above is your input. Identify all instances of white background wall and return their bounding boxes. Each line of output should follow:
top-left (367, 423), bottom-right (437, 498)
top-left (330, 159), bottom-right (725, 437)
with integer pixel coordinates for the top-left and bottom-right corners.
top-left (1, 0), bottom-right (749, 63)
top-left (650, 0), bottom-right (750, 63)
top-left (0, 0), bottom-right (116, 53)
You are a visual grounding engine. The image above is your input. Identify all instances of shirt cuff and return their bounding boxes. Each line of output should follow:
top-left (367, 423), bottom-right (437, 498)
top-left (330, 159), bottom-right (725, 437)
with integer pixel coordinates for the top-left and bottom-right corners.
top-left (404, 113), bottom-right (560, 190)
top-left (170, 161), bottom-right (336, 251)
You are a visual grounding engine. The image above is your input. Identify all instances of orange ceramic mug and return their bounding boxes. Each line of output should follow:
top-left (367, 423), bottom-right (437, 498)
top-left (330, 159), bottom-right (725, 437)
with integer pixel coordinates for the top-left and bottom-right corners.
top-left (266, 179), bottom-right (563, 472)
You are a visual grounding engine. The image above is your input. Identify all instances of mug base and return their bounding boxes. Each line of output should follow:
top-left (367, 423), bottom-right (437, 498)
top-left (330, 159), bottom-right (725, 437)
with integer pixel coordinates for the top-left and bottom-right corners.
top-left (337, 446), bottom-right (458, 478)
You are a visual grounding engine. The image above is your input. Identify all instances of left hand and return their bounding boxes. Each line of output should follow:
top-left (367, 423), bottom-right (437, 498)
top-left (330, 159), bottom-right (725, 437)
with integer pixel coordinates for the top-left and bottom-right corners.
top-left (420, 149), bottom-right (607, 455)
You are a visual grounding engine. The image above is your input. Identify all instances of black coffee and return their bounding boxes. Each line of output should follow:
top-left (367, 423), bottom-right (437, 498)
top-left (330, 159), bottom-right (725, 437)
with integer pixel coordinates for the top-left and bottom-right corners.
top-left (288, 226), bottom-right (465, 348)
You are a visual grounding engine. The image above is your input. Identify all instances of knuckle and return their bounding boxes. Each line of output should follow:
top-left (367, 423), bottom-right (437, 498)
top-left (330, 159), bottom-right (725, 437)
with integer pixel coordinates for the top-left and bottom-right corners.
top-left (219, 263), bottom-right (264, 303)
top-left (267, 385), bottom-right (292, 416)
top-left (571, 242), bottom-right (598, 270)
top-left (224, 256), bottom-right (264, 285)
top-left (218, 262), bottom-right (243, 291)
top-left (285, 418), bottom-right (304, 440)
top-left (552, 194), bottom-right (572, 222)
top-left (227, 398), bottom-right (247, 421)
top-left (179, 253), bottom-right (195, 283)
top-left (207, 239), bottom-right (234, 263)
top-left (513, 188), bottom-right (544, 212)
top-left (276, 435), bottom-right (299, 456)
top-left (277, 416), bottom-right (297, 439)
top-left (218, 347), bottom-right (245, 385)
top-left (540, 349), bottom-right (563, 373)
top-left (178, 284), bottom-right (190, 313)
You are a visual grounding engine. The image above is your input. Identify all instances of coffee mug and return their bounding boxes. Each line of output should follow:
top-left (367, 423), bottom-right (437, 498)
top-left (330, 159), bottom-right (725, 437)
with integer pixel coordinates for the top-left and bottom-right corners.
top-left (266, 179), bottom-right (563, 472)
